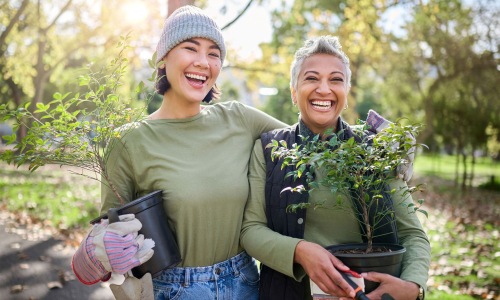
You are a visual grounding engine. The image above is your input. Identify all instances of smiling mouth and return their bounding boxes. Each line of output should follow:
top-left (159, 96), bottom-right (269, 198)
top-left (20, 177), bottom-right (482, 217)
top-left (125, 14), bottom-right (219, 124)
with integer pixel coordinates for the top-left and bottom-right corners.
top-left (186, 73), bottom-right (207, 84)
top-left (311, 100), bottom-right (333, 111)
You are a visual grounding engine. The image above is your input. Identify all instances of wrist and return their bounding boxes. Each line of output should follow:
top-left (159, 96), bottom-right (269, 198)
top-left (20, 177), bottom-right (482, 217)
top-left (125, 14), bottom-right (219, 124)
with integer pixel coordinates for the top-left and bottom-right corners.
top-left (416, 284), bottom-right (425, 300)
top-left (408, 281), bottom-right (424, 300)
top-left (293, 240), bottom-right (307, 264)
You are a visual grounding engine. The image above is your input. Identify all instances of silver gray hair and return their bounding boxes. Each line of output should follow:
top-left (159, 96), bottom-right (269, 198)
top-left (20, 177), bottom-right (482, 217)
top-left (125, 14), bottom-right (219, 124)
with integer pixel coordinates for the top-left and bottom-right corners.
top-left (289, 36), bottom-right (351, 91)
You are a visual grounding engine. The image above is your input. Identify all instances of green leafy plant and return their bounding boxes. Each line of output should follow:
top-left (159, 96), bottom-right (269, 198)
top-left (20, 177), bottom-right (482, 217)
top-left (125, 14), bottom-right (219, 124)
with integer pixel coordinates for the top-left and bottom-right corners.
top-left (0, 35), bottom-right (157, 204)
top-left (269, 120), bottom-right (427, 253)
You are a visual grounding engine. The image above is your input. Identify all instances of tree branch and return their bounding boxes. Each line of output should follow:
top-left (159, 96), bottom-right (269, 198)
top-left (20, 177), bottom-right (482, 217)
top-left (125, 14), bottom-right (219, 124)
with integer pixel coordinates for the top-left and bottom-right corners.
top-left (221, 0), bottom-right (254, 30)
top-left (0, 0), bottom-right (30, 56)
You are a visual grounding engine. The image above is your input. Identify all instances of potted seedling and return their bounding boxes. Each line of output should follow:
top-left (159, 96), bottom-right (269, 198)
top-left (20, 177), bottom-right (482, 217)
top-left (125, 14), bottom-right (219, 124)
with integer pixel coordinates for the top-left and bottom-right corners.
top-left (269, 120), bottom-right (427, 293)
top-left (0, 36), bottom-right (180, 278)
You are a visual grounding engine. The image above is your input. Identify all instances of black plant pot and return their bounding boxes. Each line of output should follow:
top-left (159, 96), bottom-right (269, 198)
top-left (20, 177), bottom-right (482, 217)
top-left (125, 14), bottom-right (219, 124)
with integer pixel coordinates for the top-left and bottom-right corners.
top-left (90, 190), bottom-right (181, 278)
top-left (326, 243), bottom-right (406, 293)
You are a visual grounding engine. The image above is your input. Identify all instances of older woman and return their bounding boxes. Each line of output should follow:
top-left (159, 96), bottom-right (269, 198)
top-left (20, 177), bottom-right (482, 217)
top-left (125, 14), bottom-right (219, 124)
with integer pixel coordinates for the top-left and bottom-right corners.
top-left (240, 36), bottom-right (430, 300)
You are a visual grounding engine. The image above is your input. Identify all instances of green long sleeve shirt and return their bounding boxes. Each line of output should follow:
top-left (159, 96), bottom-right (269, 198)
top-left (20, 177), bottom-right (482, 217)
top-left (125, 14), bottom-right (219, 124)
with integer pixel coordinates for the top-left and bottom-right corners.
top-left (99, 101), bottom-right (286, 267)
top-left (240, 139), bottom-right (431, 298)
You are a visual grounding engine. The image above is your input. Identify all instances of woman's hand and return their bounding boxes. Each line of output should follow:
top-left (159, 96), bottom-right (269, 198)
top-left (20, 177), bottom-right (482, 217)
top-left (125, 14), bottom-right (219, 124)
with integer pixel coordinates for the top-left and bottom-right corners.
top-left (294, 241), bottom-right (355, 298)
top-left (361, 272), bottom-right (420, 300)
top-left (366, 109), bottom-right (415, 182)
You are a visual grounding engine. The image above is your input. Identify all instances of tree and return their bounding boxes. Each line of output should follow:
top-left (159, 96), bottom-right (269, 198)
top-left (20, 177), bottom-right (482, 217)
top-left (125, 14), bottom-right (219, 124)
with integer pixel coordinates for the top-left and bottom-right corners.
top-left (0, 0), bottom-right (163, 142)
top-left (385, 0), bottom-right (500, 187)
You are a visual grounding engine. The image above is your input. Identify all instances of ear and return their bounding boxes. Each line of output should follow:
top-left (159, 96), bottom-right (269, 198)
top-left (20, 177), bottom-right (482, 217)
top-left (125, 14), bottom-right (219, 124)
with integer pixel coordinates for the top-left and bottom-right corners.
top-left (158, 56), bottom-right (167, 69)
top-left (290, 86), bottom-right (297, 105)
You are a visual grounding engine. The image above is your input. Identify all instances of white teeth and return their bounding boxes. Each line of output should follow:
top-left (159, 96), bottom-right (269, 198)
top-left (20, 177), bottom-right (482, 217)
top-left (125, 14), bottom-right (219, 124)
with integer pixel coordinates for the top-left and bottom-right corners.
top-left (311, 100), bottom-right (332, 108)
top-left (186, 73), bottom-right (207, 81)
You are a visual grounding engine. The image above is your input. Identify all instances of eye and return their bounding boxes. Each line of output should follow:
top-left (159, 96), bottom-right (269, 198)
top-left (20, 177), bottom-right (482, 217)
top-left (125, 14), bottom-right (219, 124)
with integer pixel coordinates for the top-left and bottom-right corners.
top-left (305, 76), bottom-right (318, 81)
top-left (331, 77), bottom-right (344, 82)
top-left (184, 46), bottom-right (197, 52)
top-left (209, 51), bottom-right (221, 58)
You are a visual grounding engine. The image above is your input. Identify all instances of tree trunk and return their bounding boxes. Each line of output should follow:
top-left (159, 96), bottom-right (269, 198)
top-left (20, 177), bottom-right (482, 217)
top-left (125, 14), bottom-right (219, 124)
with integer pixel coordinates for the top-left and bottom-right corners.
top-left (469, 149), bottom-right (476, 188)
top-left (360, 190), bottom-right (372, 254)
top-left (461, 152), bottom-right (468, 191)
top-left (168, 0), bottom-right (195, 16)
top-left (454, 147), bottom-right (460, 187)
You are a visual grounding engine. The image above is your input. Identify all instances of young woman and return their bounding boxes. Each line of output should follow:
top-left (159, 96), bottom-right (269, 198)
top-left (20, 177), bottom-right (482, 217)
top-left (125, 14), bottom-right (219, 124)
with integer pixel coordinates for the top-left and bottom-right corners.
top-left (72, 6), bottom-right (286, 299)
top-left (240, 36), bottom-right (430, 300)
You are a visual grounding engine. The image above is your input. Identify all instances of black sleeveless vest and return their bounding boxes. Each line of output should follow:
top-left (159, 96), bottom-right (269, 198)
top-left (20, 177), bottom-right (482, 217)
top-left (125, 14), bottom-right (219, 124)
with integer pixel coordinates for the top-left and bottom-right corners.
top-left (258, 121), bottom-right (398, 300)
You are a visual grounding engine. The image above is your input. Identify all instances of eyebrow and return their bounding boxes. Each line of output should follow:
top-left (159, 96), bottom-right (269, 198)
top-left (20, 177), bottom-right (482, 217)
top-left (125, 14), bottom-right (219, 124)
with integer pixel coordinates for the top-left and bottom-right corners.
top-left (182, 38), bottom-right (220, 51)
top-left (303, 70), bottom-right (345, 77)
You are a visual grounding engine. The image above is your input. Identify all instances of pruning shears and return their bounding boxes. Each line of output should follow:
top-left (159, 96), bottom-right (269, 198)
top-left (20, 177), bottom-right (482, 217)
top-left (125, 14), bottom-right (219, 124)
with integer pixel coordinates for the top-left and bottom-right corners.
top-left (339, 269), bottom-right (369, 300)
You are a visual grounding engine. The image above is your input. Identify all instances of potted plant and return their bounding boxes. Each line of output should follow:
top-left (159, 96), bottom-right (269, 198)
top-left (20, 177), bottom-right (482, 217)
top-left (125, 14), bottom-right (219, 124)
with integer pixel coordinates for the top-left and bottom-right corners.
top-left (269, 120), bottom-right (427, 293)
top-left (0, 36), bottom-right (180, 279)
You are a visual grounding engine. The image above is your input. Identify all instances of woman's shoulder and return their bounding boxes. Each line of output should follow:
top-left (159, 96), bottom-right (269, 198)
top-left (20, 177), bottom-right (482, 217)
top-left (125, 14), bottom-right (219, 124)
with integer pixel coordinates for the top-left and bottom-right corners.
top-left (209, 100), bottom-right (248, 111)
top-left (260, 124), bottom-right (297, 143)
top-left (113, 120), bottom-right (151, 140)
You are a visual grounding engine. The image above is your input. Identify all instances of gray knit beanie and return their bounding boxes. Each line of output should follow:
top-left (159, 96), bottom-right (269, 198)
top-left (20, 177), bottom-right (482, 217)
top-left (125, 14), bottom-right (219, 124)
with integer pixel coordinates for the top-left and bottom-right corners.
top-left (155, 5), bottom-right (226, 65)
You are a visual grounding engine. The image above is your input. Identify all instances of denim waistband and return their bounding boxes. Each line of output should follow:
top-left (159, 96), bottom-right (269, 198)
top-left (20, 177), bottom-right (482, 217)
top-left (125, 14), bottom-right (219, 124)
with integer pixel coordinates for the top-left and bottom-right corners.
top-left (154, 251), bottom-right (253, 285)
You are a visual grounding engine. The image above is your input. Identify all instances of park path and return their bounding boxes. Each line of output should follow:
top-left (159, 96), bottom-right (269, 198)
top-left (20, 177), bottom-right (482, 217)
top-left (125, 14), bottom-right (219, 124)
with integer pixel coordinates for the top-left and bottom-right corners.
top-left (0, 211), bottom-right (114, 300)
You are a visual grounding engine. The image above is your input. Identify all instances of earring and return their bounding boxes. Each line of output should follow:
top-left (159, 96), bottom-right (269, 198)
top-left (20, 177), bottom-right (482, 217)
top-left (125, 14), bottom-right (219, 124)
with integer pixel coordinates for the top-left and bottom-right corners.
top-left (344, 104), bottom-right (348, 110)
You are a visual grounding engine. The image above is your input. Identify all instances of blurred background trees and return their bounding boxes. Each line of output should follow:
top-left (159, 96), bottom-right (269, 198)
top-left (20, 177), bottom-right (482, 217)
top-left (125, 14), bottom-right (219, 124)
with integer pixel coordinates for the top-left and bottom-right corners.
top-left (241, 0), bottom-right (499, 189)
top-left (1, 0), bottom-right (498, 189)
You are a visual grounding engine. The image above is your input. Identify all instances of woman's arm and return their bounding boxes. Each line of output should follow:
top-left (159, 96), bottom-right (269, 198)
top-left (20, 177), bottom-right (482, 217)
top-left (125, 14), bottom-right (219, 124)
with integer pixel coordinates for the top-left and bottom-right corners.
top-left (240, 139), bottom-right (355, 298)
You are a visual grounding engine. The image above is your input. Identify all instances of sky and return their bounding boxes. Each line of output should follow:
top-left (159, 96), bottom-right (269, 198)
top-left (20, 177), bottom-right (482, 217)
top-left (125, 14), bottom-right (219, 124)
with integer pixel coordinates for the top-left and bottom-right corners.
top-left (121, 1), bottom-right (278, 63)
top-left (204, 1), bottom-right (278, 60)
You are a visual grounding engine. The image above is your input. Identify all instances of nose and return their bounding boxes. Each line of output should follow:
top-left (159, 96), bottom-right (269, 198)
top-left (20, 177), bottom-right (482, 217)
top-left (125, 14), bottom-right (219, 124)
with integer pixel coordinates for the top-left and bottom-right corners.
top-left (193, 54), bottom-right (209, 69)
top-left (315, 79), bottom-right (331, 95)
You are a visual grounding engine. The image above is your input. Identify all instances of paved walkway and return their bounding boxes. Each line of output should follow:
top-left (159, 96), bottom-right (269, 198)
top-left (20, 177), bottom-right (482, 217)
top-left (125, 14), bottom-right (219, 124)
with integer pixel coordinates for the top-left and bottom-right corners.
top-left (0, 214), bottom-right (114, 300)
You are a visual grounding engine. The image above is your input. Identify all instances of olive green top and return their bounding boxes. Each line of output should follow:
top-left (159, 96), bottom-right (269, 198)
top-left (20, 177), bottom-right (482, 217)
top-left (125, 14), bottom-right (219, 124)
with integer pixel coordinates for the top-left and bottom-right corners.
top-left (100, 101), bottom-right (286, 267)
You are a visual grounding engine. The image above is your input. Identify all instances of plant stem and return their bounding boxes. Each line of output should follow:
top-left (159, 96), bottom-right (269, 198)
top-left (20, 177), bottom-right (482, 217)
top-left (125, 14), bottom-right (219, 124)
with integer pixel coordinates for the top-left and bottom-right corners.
top-left (360, 189), bottom-right (373, 254)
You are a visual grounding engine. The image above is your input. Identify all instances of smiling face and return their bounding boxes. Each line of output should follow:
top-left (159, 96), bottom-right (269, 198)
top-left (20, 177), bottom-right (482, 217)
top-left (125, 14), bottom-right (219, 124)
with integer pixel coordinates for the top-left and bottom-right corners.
top-left (292, 53), bottom-right (349, 135)
top-left (161, 37), bottom-right (222, 106)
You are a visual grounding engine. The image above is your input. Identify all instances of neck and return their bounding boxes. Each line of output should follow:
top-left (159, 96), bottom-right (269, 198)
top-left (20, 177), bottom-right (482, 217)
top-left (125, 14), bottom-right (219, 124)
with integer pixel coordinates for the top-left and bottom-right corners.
top-left (298, 118), bottom-right (339, 140)
top-left (149, 94), bottom-right (202, 120)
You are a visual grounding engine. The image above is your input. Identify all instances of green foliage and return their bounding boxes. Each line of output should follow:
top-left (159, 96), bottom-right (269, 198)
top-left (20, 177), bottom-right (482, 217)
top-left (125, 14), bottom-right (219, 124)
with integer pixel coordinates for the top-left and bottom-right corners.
top-left (270, 120), bottom-right (427, 252)
top-left (0, 36), bottom-right (154, 204)
top-left (261, 77), bottom-right (298, 125)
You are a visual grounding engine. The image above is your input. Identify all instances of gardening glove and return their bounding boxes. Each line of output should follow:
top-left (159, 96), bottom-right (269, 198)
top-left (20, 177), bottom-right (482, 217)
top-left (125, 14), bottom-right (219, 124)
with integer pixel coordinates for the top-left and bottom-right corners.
top-left (366, 109), bottom-right (415, 181)
top-left (72, 214), bottom-right (155, 285)
top-left (110, 272), bottom-right (154, 300)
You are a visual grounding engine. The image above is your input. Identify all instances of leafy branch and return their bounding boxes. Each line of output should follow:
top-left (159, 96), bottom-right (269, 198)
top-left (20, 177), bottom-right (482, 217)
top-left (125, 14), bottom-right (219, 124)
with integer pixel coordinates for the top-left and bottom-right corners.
top-left (0, 35), bottom-right (155, 204)
top-left (269, 120), bottom-right (428, 253)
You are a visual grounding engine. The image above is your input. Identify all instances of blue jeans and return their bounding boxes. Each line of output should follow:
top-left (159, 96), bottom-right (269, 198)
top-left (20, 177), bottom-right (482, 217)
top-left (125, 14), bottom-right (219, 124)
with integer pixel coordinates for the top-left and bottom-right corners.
top-left (153, 251), bottom-right (259, 300)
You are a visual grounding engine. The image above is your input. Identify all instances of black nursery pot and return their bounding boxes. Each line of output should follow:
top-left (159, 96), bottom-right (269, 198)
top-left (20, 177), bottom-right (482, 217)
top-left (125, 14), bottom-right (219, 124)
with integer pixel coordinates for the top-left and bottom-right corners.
top-left (326, 243), bottom-right (406, 293)
top-left (90, 190), bottom-right (181, 278)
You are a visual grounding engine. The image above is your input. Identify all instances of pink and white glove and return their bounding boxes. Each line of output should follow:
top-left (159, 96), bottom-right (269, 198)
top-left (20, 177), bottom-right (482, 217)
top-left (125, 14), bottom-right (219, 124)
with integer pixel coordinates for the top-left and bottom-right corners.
top-left (72, 214), bottom-right (154, 285)
top-left (366, 109), bottom-right (415, 181)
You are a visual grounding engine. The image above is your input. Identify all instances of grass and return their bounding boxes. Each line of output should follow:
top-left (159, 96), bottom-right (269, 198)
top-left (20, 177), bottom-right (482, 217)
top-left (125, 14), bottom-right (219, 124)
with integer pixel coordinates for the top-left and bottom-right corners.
top-left (414, 153), bottom-right (500, 187)
top-left (0, 164), bottom-right (101, 230)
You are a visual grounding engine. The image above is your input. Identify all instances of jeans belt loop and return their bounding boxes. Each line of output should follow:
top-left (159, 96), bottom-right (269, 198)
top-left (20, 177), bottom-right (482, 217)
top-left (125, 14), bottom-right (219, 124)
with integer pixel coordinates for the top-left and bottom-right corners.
top-left (232, 255), bottom-right (240, 276)
top-left (183, 268), bottom-right (190, 287)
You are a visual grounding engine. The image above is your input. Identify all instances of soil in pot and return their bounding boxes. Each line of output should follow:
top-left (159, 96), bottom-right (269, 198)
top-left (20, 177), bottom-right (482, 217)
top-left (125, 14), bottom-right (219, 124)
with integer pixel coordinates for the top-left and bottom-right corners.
top-left (326, 243), bottom-right (405, 293)
top-left (91, 190), bottom-right (181, 278)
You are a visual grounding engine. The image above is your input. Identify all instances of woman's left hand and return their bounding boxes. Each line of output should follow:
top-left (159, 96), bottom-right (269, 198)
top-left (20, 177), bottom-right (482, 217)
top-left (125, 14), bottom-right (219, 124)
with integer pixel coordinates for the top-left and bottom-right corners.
top-left (361, 272), bottom-right (420, 300)
top-left (366, 109), bottom-right (415, 182)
